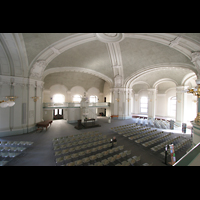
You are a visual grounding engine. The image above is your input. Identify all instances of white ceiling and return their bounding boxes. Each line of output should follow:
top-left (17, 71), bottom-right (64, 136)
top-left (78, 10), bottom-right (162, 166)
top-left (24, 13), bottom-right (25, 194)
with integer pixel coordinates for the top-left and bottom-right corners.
top-left (1, 33), bottom-right (200, 92)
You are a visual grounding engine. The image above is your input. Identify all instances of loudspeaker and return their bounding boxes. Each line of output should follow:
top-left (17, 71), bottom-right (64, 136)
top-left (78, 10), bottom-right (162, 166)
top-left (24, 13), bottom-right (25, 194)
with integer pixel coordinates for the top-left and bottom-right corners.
top-left (22, 103), bottom-right (26, 124)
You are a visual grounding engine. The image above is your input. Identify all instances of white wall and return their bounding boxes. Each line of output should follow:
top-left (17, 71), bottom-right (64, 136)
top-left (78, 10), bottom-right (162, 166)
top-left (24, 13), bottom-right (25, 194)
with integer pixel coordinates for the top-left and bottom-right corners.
top-left (0, 76), bottom-right (43, 137)
top-left (43, 84), bottom-right (104, 103)
top-left (156, 94), bottom-right (166, 117)
top-left (103, 82), bottom-right (111, 102)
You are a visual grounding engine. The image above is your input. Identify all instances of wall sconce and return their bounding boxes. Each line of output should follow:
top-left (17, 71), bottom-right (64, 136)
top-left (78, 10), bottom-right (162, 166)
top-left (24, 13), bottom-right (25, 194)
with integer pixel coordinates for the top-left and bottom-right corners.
top-left (31, 96), bottom-right (40, 102)
top-left (115, 98), bottom-right (120, 102)
top-left (0, 96), bottom-right (18, 108)
top-left (127, 98), bottom-right (131, 102)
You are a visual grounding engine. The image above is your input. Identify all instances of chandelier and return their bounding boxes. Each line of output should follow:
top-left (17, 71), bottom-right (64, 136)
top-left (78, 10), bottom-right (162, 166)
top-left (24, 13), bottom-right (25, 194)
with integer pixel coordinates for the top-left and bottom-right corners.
top-left (186, 86), bottom-right (200, 98)
top-left (0, 96), bottom-right (18, 108)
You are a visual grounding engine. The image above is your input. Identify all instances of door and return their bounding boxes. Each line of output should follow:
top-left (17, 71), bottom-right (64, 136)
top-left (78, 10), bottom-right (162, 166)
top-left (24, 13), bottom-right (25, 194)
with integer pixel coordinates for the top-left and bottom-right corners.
top-left (53, 109), bottom-right (63, 120)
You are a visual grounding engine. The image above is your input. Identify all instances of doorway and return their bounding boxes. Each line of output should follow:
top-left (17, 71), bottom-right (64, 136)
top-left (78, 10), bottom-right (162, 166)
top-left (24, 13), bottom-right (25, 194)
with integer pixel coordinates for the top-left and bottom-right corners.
top-left (53, 109), bottom-right (63, 120)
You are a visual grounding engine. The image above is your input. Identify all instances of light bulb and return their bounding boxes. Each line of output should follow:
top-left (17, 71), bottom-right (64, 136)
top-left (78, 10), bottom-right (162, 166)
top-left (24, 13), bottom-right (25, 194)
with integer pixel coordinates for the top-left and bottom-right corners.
top-left (0, 101), bottom-right (8, 108)
top-left (7, 101), bottom-right (15, 107)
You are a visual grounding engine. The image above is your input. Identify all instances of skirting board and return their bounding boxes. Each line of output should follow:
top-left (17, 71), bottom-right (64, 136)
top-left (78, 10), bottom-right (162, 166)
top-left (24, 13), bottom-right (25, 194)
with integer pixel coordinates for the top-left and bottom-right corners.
top-left (0, 125), bottom-right (37, 137)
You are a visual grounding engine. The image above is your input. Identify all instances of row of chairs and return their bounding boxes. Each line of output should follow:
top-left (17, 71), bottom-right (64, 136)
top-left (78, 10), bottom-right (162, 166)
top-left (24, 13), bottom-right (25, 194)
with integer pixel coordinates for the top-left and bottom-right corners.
top-left (121, 126), bottom-right (152, 135)
top-left (53, 135), bottom-right (107, 149)
top-left (54, 138), bottom-right (111, 152)
top-left (128, 129), bottom-right (157, 140)
top-left (0, 152), bottom-right (20, 158)
top-left (142, 133), bottom-right (172, 147)
top-left (151, 136), bottom-right (181, 152)
top-left (111, 124), bottom-right (136, 132)
top-left (0, 146), bottom-right (26, 152)
top-left (135, 131), bottom-right (164, 143)
top-left (52, 131), bottom-right (102, 143)
top-left (0, 140), bottom-right (33, 146)
top-left (65, 150), bottom-right (135, 166)
top-left (55, 142), bottom-right (114, 158)
top-left (123, 127), bottom-right (152, 137)
top-left (56, 144), bottom-right (121, 165)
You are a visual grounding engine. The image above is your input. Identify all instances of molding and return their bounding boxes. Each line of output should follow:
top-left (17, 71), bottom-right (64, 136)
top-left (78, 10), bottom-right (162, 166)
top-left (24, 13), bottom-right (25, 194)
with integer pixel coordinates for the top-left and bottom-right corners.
top-left (0, 75), bottom-right (44, 88)
top-left (107, 42), bottom-right (124, 87)
top-left (153, 78), bottom-right (178, 88)
top-left (124, 63), bottom-right (197, 88)
top-left (0, 33), bottom-right (25, 77)
top-left (96, 33), bottom-right (125, 43)
top-left (181, 72), bottom-right (196, 86)
top-left (42, 66), bottom-right (113, 87)
top-left (124, 33), bottom-right (200, 60)
top-left (29, 33), bottom-right (97, 79)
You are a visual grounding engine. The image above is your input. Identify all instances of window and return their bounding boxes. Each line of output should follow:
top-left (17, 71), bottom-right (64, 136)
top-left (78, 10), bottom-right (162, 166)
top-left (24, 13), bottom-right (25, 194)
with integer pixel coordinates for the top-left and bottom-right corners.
top-left (73, 95), bottom-right (82, 103)
top-left (53, 94), bottom-right (65, 104)
top-left (89, 95), bottom-right (98, 103)
top-left (54, 109), bottom-right (62, 115)
top-left (169, 96), bottom-right (176, 117)
top-left (140, 97), bottom-right (148, 113)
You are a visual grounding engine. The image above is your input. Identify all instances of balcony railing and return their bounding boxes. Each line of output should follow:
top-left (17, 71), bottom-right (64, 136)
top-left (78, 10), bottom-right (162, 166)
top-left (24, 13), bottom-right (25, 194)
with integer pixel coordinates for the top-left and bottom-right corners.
top-left (43, 102), bottom-right (110, 108)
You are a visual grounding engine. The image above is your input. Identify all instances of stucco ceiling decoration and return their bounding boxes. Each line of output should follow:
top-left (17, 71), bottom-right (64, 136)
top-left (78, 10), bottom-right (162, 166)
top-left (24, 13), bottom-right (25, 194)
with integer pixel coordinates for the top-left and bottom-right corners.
top-left (27, 33), bottom-right (200, 85)
top-left (95, 33), bottom-right (125, 43)
top-left (29, 33), bottom-right (96, 79)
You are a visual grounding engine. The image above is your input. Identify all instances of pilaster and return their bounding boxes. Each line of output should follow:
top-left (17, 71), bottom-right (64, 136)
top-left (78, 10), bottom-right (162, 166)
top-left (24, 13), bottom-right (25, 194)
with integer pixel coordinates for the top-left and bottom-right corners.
top-left (147, 88), bottom-right (156, 119)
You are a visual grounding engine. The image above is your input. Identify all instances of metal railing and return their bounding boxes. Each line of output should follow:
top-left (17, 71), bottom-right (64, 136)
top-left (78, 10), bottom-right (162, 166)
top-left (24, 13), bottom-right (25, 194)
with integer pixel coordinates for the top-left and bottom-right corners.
top-left (43, 102), bottom-right (110, 108)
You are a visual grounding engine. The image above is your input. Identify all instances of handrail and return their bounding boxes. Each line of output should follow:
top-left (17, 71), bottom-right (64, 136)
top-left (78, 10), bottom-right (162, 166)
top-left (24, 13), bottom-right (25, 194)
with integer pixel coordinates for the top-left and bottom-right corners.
top-left (173, 142), bottom-right (200, 166)
top-left (43, 102), bottom-right (110, 108)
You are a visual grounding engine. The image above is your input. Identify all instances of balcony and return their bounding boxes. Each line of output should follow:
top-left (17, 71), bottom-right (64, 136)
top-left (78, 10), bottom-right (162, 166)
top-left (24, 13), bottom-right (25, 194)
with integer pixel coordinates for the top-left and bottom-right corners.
top-left (43, 102), bottom-right (110, 109)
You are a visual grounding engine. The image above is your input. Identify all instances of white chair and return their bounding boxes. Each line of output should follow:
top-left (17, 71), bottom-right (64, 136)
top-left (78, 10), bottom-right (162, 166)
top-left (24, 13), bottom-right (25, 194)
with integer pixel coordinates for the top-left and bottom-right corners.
top-left (132, 155), bottom-right (141, 163)
top-left (121, 161), bottom-right (130, 166)
top-left (75, 159), bottom-right (83, 166)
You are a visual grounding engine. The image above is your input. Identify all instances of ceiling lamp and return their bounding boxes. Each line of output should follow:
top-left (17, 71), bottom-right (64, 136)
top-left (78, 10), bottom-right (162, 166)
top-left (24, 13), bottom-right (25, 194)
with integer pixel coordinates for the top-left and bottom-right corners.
top-left (0, 96), bottom-right (18, 108)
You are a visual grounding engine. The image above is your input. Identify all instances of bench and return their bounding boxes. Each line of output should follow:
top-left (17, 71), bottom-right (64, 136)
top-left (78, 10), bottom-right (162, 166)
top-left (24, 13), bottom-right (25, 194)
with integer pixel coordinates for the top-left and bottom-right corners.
top-left (36, 120), bottom-right (52, 131)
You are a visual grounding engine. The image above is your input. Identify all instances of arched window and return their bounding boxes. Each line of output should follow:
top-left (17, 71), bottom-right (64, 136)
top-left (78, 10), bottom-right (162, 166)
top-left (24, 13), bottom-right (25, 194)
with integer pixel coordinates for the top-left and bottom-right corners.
top-left (89, 95), bottom-right (98, 103)
top-left (53, 94), bottom-right (65, 104)
top-left (140, 97), bottom-right (148, 113)
top-left (73, 95), bottom-right (82, 103)
top-left (169, 96), bottom-right (176, 117)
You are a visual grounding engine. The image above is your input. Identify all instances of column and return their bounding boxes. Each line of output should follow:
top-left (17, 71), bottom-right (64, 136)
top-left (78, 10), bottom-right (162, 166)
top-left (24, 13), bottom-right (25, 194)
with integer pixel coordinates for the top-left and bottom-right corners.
top-left (134, 94), bottom-right (139, 114)
top-left (124, 88), bottom-right (132, 119)
top-left (112, 88), bottom-right (119, 118)
top-left (176, 86), bottom-right (186, 125)
top-left (147, 88), bottom-right (156, 119)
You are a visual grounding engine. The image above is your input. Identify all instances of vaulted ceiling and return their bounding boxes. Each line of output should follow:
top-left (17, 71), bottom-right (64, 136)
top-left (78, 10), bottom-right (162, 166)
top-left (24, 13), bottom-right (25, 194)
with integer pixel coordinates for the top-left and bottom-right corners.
top-left (1, 33), bottom-right (200, 90)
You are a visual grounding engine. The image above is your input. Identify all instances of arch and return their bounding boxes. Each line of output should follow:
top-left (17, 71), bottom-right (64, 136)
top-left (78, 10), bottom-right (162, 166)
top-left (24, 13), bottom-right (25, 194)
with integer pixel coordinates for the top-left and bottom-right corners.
top-left (132, 81), bottom-right (150, 88)
top-left (42, 67), bottom-right (113, 87)
top-left (52, 94), bottom-right (65, 104)
top-left (153, 78), bottom-right (178, 89)
top-left (29, 33), bottom-right (200, 82)
top-left (181, 72), bottom-right (197, 86)
top-left (29, 33), bottom-right (96, 79)
top-left (124, 63), bottom-right (196, 88)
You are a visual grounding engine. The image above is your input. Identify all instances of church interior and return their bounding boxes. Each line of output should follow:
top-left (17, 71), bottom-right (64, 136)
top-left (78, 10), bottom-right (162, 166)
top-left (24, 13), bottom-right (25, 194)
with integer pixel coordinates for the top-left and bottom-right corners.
top-left (1, 33), bottom-right (200, 166)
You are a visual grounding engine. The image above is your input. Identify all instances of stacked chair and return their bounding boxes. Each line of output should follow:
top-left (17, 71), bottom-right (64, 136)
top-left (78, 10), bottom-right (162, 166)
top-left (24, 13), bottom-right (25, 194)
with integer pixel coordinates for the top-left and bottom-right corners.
top-left (0, 140), bottom-right (33, 166)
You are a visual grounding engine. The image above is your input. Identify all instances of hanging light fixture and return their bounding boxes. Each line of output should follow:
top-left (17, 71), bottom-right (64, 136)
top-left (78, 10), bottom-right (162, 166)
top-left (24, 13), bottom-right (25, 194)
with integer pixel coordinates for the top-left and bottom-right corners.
top-left (0, 96), bottom-right (18, 108)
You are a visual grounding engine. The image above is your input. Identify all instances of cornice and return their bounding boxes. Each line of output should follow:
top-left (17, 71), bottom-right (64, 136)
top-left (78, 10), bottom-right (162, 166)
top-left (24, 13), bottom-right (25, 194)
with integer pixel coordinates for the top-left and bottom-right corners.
top-left (0, 75), bottom-right (44, 88)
